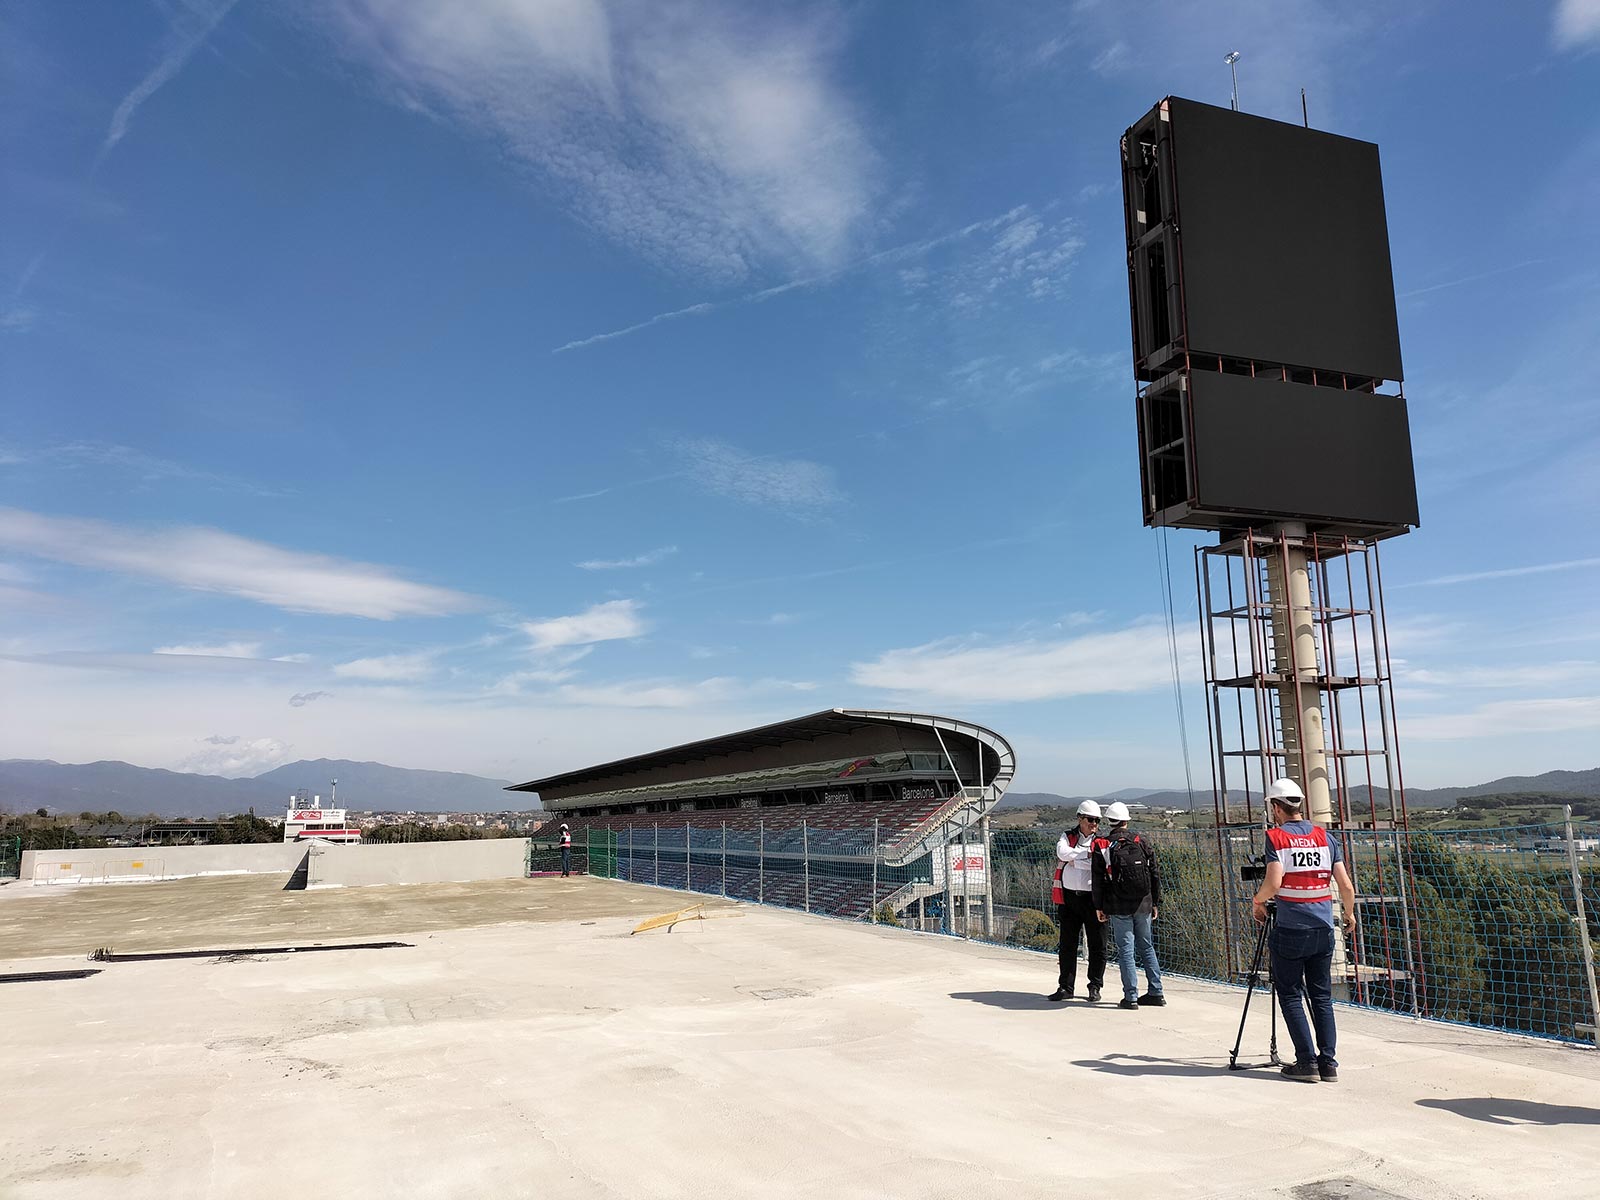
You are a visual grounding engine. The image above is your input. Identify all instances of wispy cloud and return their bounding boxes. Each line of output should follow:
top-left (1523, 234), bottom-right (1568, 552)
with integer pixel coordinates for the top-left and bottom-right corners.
top-left (101, 0), bottom-right (240, 158)
top-left (1555, 0), bottom-right (1600, 49)
top-left (577, 545), bottom-right (679, 571)
top-left (668, 437), bottom-right (842, 516)
top-left (552, 204), bottom-right (1062, 354)
top-left (1398, 258), bottom-right (1551, 301)
top-left (154, 641), bottom-right (262, 659)
top-left (289, 690), bottom-right (330, 708)
top-left (2, 441), bottom-right (288, 497)
top-left (1400, 556), bottom-right (1600, 587)
top-left (180, 733), bottom-right (291, 778)
top-left (1406, 697), bottom-right (1600, 741)
top-left (334, 652), bottom-right (437, 682)
top-left (522, 599), bottom-right (646, 650)
top-left (323, 1), bottom-right (877, 280)
top-left (850, 622), bottom-right (1183, 703)
top-left (555, 676), bottom-right (737, 709)
top-left (0, 508), bottom-right (480, 619)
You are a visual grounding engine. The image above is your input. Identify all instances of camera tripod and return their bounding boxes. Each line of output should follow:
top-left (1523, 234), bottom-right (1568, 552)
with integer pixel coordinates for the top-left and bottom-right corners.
top-left (1228, 900), bottom-right (1280, 1070)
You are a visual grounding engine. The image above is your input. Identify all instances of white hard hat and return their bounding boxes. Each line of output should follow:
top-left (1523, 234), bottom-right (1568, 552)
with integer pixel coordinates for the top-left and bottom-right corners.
top-left (1075, 800), bottom-right (1102, 818)
top-left (1104, 801), bottom-right (1130, 822)
top-left (561, 822), bottom-right (569, 828)
top-left (1266, 778), bottom-right (1304, 804)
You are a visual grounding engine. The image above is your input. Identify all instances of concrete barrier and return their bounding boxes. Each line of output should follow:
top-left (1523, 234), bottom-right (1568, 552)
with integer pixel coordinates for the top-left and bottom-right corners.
top-left (22, 843), bottom-right (307, 885)
top-left (307, 839), bottom-right (530, 887)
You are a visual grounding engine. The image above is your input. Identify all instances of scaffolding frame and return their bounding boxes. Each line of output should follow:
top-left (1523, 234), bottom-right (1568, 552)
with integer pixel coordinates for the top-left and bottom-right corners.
top-left (1195, 529), bottom-right (1424, 1013)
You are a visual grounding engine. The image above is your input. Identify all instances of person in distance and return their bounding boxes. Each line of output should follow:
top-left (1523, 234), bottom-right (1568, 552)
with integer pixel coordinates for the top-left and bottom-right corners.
top-left (1252, 778), bottom-right (1357, 1084)
top-left (1092, 801), bottom-right (1165, 1011)
top-left (1047, 800), bottom-right (1107, 1003)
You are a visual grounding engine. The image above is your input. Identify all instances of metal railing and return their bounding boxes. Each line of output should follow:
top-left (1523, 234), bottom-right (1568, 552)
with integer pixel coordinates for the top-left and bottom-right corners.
top-left (566, 814), bottom-right (1599, 1046)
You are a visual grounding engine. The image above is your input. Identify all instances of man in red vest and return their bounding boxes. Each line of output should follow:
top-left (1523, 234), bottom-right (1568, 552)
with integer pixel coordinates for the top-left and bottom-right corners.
top-left (1251, 778), bottom-right (1357, 1083)
top-left (1047, 800), bottom-right (1106, 1002)
top-left (560, 823), bottom-right (572, 877)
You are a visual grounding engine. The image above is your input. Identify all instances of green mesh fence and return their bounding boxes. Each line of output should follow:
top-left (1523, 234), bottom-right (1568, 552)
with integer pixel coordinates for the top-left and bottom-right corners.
top-left (552, 816), bottom-right (1597, 1044)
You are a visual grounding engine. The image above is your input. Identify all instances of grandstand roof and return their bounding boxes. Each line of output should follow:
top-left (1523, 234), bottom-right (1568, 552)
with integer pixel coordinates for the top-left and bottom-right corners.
top-left (508, 709), bottom-right (1015, 802)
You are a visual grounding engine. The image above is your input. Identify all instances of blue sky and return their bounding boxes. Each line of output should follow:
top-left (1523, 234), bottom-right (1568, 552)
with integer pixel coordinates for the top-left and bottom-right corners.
top-left (2, 0), bottom-right (1598, 794)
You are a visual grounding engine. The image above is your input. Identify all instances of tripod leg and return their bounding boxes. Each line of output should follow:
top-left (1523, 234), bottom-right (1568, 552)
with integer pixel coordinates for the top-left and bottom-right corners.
top-left (1267, 914), bottom-right (1280, 1066)
top-left (1229, 916), bottom-right (1272, 1069)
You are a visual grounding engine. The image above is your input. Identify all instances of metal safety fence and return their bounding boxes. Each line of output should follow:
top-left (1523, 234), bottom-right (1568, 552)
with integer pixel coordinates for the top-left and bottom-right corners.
top-left (547, 813), bottom-right (1599, 1047)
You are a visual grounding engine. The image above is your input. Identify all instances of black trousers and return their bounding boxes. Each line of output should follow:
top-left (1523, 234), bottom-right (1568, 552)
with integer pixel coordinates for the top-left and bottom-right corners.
top-left (1058, 891), bottom-right (1106, 992)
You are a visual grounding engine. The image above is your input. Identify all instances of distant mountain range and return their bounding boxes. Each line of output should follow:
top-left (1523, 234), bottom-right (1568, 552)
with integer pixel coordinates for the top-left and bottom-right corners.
top-left (6, 757), bottom-right (1595, 821)
top-left (997, 767), bottom-right (1600, 812)
top-left (0, 758), bottom-right (527, 819)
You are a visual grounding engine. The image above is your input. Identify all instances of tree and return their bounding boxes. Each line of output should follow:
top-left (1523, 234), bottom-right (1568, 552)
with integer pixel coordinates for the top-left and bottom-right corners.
top-left (35, 807), bottom-right (47, 818)
top-left (1007, 908), bottom-right (1059, 952)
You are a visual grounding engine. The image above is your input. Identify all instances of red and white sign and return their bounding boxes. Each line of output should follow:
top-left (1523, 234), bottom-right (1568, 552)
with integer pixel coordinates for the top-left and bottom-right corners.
top-left (291, 810), bottom-right (323, 821)
top-left (932, 845), bottom-right (988, 890)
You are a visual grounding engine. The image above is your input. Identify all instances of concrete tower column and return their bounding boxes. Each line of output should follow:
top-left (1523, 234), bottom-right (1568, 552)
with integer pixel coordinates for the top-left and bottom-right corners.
top-left (1263, 525), bottom-right (1332, 827)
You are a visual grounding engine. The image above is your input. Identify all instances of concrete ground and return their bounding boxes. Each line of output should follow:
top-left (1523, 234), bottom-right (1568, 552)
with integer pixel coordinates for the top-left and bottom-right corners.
top-left (1, 876), bottom-right (1595, 1200)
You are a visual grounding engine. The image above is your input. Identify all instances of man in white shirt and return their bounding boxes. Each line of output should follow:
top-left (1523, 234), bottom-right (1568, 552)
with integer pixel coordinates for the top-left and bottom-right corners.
top-left (1047, 800), bottom-right (1107, 1002)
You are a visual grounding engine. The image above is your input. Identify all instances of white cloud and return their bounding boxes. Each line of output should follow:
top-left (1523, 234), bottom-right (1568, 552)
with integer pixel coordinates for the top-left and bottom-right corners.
top-left (668, 437), bottom-right (842, 516)
top-left (577, 545), bottom-right (678, 570)
top-left (745, 612), bottom-right (800, 626)
top-left (521, 599), bottom-right (646, 650)
top-left (321, 0), bottom-right (878, 279)
top-left (1555, 0), bottom-right (1600, 49)
top-left (154, 641), bottom-right (262, 659)
top-left (850, 623), bottom-right (1184, 703)
top-left (556, 677), bottom-right (738, 708)
top-left (273, 653), bottom-right (313, 664)
top-left (1400, 556), bottom-right (1600, 588)
top-left (0, 508), bottom-right (479, 619)
top-left (1400, 662), bottom-right (1599, 690)
top-left (180, 734), bottom-right (293, 778)
top-left (334, 653), bottom-right (436, 682)
top-left (1405, 697), bottom-right (1600, 741)
top-left (102, 0), bottom-right (240, 156)
top-left (289, 691), bottom-right (330, 708)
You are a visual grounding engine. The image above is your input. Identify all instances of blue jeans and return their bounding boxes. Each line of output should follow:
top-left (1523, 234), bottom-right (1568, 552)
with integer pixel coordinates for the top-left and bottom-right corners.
top-left (560, 847), bottom-right (571, 876)
top-left (1106, 911), bottom-right (1163, 1002)
top-left (1270, 923), bottom-right (1337, 1067)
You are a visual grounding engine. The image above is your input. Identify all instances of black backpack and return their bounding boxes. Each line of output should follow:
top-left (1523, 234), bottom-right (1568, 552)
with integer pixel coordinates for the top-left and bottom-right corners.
top-left (1108, 834), bottom-right (1152, 901)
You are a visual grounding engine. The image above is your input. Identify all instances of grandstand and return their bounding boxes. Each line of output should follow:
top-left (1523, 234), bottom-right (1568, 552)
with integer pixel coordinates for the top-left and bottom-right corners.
top-left (509, 709), bottom-right (1014, 923)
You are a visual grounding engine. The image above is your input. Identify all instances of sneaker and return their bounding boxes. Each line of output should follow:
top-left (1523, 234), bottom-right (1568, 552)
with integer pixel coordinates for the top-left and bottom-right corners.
top-left (1118, 997), bottom-right (1139, 1010)
top-left (1087, 986), bottom-right (1102, 1003)
top-left (1047, 988), bottom-right (1073, 1002)
top-left (1280, 1062), bottom-right (1320, 1083)
top-left (1137, 993), bottom-right (1167, 1007)
top-left (1318, 1061), bottom-right (1339, 1083)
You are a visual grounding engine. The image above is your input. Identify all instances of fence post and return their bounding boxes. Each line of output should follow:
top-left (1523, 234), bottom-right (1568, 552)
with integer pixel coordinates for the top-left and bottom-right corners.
top-left (759, 819), bottom-right (765, 905)
top-left (1564, 804), bottom-right (1600, 1047)
top-left (980, 813), bottom-right (994, 939)
top-left (871, 818), bottom-right (879, 924)
top-left (654, 823), bottom-right (660, 887)
top-left (803, 819), bottom-right (811, 914)
top-left (960, 817), bottom-right (971, 940)
top-left (685, 820), bottom-right (692, 893)
top-left (721, 821), bottom-right (728, 897)
top-left (942, 820), bottom-right (954, 935)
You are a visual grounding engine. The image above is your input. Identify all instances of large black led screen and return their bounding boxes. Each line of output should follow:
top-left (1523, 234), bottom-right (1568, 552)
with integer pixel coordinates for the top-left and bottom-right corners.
top-left (1169, 98), bottom-right (1403, 382)
top-left (1188, 372), bottom-right (1418, 529)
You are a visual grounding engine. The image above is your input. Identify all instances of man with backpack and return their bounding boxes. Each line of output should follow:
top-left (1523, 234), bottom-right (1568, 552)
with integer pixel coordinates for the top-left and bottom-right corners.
top-left (1091, 801), bottom-right (1165, 1011)
top-left (1047, 800), bottom-right (1106, 1002)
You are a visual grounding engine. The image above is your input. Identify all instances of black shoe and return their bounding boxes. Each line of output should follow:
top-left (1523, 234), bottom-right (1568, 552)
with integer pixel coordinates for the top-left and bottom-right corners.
top-left (1117, 997), bottom-right (1139, 1010)
top-left (1137, 992), bottom-right (1166, 1007)
top-left (1318, 1062), bottom-right (1339, 1083)
top-left (1087, 986), bottom-right (1102, 1003)
top-left (1047, 988), bottom-right (1073, 1002)
top-left (1281, 1062), bottom-right (1320, 1083)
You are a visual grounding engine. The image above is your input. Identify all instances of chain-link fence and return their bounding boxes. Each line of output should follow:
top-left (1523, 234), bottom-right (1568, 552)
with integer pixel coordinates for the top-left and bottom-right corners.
top-left (563, 814), bottom-right (1599, 1046)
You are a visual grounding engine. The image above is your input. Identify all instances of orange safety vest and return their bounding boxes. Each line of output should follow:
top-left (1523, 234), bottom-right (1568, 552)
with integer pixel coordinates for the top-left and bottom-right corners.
top-left (1266, 825), bottom-right (1332, 904)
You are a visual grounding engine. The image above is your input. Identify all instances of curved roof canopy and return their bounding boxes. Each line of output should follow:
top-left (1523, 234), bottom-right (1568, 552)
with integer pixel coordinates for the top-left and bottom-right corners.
top-left (508, 708), bottom-right (1015, 802)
